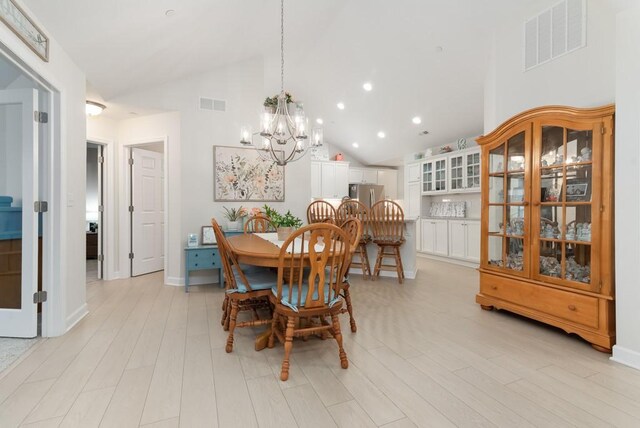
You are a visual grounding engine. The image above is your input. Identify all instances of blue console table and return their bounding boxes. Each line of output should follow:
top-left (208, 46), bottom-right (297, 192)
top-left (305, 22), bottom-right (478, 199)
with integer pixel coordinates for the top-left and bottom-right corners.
top-left (184, 245), bottom-right (223, 292)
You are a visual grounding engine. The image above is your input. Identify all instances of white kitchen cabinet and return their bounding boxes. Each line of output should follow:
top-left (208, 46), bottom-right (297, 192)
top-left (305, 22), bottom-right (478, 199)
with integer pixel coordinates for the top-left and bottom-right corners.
top-left (315, 161), bottom-right (350, 199)
top-left (421, 219), bottom-right (448, 256)
top-left (448, 219), bottom-right (480, 262)
top-left (448, 148), bottom-right (481, 193)
top-left (408, 163), bottom-right (421, 182)
top-left (422, 156), bottom-right (448, 194)
top-left (348, 167), bottom-right (378, 184)
top-left (407, 182), bottom-right (420, 218)
top-left (377, 169), bottom-right (398, 199)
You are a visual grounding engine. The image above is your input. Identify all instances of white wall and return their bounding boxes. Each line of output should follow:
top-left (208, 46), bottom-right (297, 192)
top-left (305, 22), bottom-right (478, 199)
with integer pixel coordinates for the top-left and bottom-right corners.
top-left (611, 5), bottom-right (640, 369)
top-left (110, 59), bottom-right (312, 285)
top-left (0, 1), bottom-right (87, 336)
top-left (485, 0), bottom-right (616, 131)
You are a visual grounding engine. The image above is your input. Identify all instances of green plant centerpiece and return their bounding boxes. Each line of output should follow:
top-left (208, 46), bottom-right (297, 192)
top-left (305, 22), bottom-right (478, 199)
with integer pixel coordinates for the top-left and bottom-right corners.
top-left (263, 204), bottom-right (303, 240)
top-left (263, 92), bottom-right (295, 112)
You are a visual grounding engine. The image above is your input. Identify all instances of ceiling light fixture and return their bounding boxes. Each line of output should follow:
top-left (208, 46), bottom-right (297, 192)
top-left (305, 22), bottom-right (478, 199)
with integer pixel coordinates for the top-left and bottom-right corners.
top-left (316, 118), bottom-right (323, 125)
top-left (165, 9), bottom-right (176, 17)
top-left (412, 116), bottom-right (422, 124)
top-left (363, 82), bottom-right (372, 91)
top-left (239, 0), bottom-right (322, 166)
top-left (377, 131), bottom-right (386, 138)
top-left (352, 142), bottom-right (359, 148)
top-left (85, 101), bottom-right (106, 116)
top-left (337, 102), bottom-right (345, 110)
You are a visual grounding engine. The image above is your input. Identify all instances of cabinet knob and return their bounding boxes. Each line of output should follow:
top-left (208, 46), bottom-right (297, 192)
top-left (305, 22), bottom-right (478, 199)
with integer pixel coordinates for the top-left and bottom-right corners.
top-left (491, 285), bottom-right (497, 290)
top-left (195, 263), bottom-right (198, 267)
top-left (533, 202), bottom-right (540, 207)
top-left (195, 254), bottom-right (198, 257)
top-left (568, 304), bottom-right (577, 311)
top-left (523, 201), bottom-right (529, 206)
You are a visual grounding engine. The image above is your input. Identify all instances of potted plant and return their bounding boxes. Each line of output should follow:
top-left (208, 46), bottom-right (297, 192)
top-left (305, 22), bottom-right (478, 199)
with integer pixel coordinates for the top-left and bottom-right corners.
top-left (263, 204), bottom-right (303, 240)
top-left (222, 206), bottom-right (247, 231)
top-left (263, 92), bottom-right (295, 113)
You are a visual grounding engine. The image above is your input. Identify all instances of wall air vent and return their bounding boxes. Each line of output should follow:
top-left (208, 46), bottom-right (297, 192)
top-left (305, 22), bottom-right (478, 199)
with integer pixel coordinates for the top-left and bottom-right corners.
top-left (418, 130), bottom-right (430, 136)
top-left (524, 0), bottom-right (586, 71)
top-left (199, 97), bottom-right (226, 112)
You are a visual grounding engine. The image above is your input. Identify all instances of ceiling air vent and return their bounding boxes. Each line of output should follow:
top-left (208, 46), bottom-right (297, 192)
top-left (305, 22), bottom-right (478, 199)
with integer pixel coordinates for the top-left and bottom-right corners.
top-left (199, 97), bottom-right (226, 112)
top-left (523, 0), bottom-right (586, 71)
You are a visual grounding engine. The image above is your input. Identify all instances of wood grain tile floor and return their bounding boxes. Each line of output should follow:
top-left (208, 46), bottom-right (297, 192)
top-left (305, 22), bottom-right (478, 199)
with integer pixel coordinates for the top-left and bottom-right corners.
top-left (1, 257), bottom-right (639, 427)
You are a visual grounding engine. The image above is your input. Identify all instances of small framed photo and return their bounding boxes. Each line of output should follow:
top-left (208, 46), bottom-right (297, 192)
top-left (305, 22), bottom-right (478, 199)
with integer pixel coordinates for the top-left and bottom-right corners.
top-left (201, 226), bottom-right (216, 245)
top-left (542, 186), bottom-right (561, 202)
top-left (565, 179), bottom-right (591, 202)
top-left (187, 233), bottom-right (198, 248)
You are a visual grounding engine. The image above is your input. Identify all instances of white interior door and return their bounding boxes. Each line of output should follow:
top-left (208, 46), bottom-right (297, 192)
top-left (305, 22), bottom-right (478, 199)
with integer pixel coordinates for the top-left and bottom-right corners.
top-left (0, 88), bottom-right (39, 338)
top-left (131, 148), bottom-right (164, 276)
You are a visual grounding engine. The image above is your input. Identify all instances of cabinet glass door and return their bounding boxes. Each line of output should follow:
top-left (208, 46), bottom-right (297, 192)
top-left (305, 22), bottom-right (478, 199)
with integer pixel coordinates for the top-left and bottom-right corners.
top-left (422, 162), bottom-right (433, 193)
top-left (466, 151), bottom-right (481, 190)
top-left (434, 158), bottom-right (447, 191)
top-left (534, 124), bottom-right (597, 289)
top-left (485, 130), bottom-right (529, 275)
top-left (450, 155), bottom-right (464, 191)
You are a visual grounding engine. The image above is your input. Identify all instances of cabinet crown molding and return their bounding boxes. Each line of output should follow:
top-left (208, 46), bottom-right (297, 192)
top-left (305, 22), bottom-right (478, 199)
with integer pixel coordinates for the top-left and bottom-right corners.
top-left (478, 104), bottom-right (615, 146)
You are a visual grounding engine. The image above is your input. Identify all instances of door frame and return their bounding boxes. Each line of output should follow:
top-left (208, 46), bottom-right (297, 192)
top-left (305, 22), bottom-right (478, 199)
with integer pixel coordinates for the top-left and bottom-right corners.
top-left (86, 138), bottom-right (116, 280)
top-left (0, 43), bottom-right (64, 337)
top-left (120, 137), bottom-right (169, 283)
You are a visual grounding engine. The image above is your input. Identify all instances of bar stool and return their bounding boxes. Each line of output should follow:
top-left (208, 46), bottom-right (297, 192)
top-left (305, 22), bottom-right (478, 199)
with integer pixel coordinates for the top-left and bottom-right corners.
top-left (336, 199), bottom-right (372, 279)
top-left (370, 200), bottom-right (405, 284)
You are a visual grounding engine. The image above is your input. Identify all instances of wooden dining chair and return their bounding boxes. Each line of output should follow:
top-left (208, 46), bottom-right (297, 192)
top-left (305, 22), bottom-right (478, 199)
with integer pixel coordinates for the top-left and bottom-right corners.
top-left (336, 199), bottom-right (372, 279)
top-left (211, 219), bottom-right (276, 352)
top-left (369, 200), bottom-right (405, 283)
top-left (338, 218), bottom-right (363, 332)
top-left (244, 215), bottom-right (276, 233)
top-left (268, 223), bottom-right (351, 381)
top-left (307, 200), bottom-right (337, 224)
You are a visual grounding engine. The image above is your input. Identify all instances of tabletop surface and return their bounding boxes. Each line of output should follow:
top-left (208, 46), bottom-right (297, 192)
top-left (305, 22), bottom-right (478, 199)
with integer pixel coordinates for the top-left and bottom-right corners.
top-left (226, 233), bottom-right (281, 262)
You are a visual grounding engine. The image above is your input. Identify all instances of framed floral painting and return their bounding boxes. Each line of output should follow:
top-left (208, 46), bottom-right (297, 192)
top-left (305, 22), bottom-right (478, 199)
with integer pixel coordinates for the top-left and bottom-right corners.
top-left (214, 146), bottom-right (285, 201)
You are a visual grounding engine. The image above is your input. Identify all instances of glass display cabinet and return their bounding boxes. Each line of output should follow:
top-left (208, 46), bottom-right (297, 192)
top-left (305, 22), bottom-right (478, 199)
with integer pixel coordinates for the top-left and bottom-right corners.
top-left (476, 105), bottom-right (615, 352)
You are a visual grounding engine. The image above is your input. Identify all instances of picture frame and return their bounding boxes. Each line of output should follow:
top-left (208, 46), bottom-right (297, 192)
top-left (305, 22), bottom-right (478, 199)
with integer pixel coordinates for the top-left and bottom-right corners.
top-left (542, 186), bottom-right (561, 202)
top-left (201, 226), bottom-right (216, 245)
top-left (213, 145), bottom-right (285, 202)
top-left (565, 178), bottom-right (591, 202)
top-left (187, 233), bottom-right (198, 248)
top-left (0, 0), bottom-right (49, 62)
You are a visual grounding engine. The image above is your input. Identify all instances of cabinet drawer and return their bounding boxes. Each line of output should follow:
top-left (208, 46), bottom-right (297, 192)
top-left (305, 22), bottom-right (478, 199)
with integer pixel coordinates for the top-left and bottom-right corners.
top-left (481, 277), bottom-right (598, 328)
top-left (186, 249), bottom-right (220, 269)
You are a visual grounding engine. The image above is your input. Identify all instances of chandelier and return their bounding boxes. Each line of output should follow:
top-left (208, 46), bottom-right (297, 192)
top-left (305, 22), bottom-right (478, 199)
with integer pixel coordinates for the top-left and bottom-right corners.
top-left (240, 0), bottom-right (323, 166)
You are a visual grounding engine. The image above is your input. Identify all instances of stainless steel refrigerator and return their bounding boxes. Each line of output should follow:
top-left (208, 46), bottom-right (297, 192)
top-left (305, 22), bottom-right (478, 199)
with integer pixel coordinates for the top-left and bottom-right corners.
top-left (348, 184), bottom-right (385, 209)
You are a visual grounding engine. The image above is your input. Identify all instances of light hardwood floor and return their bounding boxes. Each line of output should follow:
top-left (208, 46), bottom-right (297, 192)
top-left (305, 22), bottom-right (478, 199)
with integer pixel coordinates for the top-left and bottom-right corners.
top-left (1, 258), bottom-right (640, 427)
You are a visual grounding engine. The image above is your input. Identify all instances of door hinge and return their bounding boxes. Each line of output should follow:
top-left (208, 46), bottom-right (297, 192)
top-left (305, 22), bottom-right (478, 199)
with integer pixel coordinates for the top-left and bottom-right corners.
top-left (33, 290), bottom-right (47, 304)
top-left (97, 254), bottom-right (104, 262)
top-left (600, 125), bottom-right (606, 135)
top-left (129, 205), bottom-right (134, 213)
top-left (98, 156), bottom-right (104, 164)
top-left (598, 280), bottom-right (603, 292)
top-left (128, 158), bottom-right (134, 166)
top-left (600, 204), bottom-right (605, 213)
top-left (34, 111), bottom-right (48, 123)
top-left (129, 252), bottom-right (134, 259)
top-left (98, 205), bottom-right (104, 212)
top-left (34, 201), bottom-right (48, 213)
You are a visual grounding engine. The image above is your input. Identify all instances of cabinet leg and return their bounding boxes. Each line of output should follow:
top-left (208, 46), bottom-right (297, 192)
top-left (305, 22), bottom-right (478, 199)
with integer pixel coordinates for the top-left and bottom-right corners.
top-left (591, 343), bottom-right (611, 354)
top-left (480, 304), bottom-right (494, 311)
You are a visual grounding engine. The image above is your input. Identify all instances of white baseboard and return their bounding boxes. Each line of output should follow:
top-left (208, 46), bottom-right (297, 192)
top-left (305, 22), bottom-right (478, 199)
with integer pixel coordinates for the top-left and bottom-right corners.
top-left (417, 252), bottom-right (479, 269)
top-left (611, 345), bottom-right (640, 370)
top-left (349, 268), bottom-right (417, 280)
top-left (167, 275), bottom-right (223, 287)
top-left (65, 303), bottom-right (88, 333)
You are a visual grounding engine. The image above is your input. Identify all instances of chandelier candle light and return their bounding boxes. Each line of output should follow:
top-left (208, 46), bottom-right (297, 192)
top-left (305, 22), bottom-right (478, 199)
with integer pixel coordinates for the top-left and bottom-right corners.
top-left (240, 0), bottom-right (323, 166)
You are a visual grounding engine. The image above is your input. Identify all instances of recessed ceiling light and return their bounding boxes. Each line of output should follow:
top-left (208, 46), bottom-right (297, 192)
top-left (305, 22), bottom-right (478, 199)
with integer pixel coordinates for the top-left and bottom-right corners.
top-left (435, 46), bottom-right (444, 53)
top-left (412, 116), bottom-right (422, 125)
top-left (377, 131), bottom-right (386, 138)
top-left (316, 118), bottom-right (323, 125)
top-left (337, 102), bottom-right (345, 110)
top-left (352, 142), bottom-right (359, 148)
top-left (129, 112), bottom-right (138, 116)
top-left (165, 9), bottom-right (176, 17)
top-left (363, 82), bottom-right (373, 92)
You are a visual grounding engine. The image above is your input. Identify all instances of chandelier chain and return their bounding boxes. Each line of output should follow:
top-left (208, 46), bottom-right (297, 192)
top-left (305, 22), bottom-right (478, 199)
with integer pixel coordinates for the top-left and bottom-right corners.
top-left (280, 0), bottom-right (284, 93)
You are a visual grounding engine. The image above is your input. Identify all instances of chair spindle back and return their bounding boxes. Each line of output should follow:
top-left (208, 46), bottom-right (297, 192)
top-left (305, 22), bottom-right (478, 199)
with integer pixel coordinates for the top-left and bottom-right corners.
top-left (369, 200), bottom-right (404, 241)
top-left (307, 200), bottom-right (337, 224)
top-left (244, 215), bottom-right (276, 233)
top-left (211, 219), bottom-right (252, 291)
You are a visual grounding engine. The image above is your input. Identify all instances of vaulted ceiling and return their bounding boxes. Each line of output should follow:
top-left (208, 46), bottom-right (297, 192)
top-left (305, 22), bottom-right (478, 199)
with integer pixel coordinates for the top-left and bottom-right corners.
top-left (25, 0), bottom-right (532, 164)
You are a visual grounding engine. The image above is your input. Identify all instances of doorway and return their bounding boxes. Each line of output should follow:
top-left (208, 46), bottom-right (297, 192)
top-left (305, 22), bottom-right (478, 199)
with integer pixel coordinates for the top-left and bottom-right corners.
top-left (129, 143), bottom-right (165, 277)
top-left (86, 142), bottom-right (104, 283)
